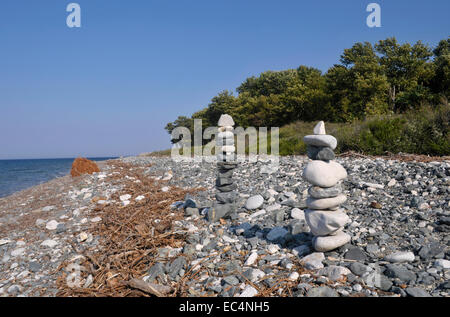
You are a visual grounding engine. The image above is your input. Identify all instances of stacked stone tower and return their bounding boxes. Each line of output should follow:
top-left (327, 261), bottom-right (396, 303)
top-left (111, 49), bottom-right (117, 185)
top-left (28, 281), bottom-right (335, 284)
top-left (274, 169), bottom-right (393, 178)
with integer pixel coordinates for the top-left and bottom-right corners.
top-left (302, 121), bottom-right (351, 252)
top-left (207, 114), bottom-right (238, 222)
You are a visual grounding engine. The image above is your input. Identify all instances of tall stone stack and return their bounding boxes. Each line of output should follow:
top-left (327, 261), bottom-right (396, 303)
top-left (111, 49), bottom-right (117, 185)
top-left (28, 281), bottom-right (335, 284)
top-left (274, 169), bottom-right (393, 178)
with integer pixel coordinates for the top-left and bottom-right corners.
top-left (207, 114), bottom-right (238, 222)
top-left (302, 121), bottom-right (351, 252)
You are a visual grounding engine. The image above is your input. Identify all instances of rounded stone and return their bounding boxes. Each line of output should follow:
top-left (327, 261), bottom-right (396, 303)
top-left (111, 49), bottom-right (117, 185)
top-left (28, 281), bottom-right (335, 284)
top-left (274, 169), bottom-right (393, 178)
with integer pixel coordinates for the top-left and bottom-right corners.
top-left (313, 231), bottom-right (351, 252)
top-left (218, 114), bottom-right (235, 127)
top-left (306, 194), bottom-right (347, 210)
top-left (217, 131), bottom-right (234, 139)
top-left (245, 195), bottom-right (264, 210)
top-left (303, 135), bottom-right (337, 150)
top-left (305, 209), bottom-right (350, 236)
top-left (216, 138), bottom-right (234, 146)
top-left (302, 160), bottom-right (347, 188)
top-left (384, 251), bottom-right (415, 263)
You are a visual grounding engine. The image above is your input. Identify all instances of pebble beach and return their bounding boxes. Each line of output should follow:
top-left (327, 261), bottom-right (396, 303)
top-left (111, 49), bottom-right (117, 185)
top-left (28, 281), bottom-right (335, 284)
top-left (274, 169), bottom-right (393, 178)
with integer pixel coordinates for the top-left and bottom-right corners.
top-left (0, 154), bottom-right (449, 297)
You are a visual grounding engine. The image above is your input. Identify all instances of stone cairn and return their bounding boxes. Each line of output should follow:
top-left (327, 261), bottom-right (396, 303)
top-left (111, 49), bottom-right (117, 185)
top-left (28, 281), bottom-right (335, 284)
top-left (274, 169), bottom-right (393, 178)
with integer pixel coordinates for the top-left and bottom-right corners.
top-left (207, 114), bottom-right (238, 222)
top-left (302, 121), bottom-right (351, 252)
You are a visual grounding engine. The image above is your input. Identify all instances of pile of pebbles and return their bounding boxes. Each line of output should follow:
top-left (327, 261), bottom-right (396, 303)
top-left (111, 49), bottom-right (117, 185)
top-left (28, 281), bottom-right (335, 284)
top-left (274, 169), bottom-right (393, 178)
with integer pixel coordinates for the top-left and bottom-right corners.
top-left (303, 121), bottom-right (351, 252)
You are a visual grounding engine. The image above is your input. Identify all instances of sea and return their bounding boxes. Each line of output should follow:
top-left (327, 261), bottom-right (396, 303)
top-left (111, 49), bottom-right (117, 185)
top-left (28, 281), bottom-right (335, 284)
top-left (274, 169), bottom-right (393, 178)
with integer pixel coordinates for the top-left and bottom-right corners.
top-left (0, 157), bottom-right (117, 198)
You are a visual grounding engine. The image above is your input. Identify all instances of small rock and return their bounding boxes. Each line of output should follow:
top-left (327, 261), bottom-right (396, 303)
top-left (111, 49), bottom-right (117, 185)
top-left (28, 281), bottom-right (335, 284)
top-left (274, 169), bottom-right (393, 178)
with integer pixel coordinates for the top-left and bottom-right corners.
top-left (301, 252), bottom-right (325, 270)
top-left (46, 220), bottom-right (59, 230)
top-left (238, 285), bottom-right (258, 297)
top-left (245, 195), bottom-right (264, 210)
top-left (384, 251), bottom-right (415, 263)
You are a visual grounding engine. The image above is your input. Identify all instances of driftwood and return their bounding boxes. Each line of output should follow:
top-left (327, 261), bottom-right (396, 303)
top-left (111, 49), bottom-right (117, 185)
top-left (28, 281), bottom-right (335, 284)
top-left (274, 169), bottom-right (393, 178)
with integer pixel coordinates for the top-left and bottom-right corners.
top-left (126, 278), bottom-right (172, 297)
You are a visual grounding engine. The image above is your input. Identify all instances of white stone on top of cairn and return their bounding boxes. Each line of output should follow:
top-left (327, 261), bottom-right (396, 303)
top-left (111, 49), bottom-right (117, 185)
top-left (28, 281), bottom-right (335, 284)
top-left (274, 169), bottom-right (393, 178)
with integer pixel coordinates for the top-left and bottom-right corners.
top-left (313, 121), bottom-right (326, 135)
top-left (218, 114), bottom-right (235, 127)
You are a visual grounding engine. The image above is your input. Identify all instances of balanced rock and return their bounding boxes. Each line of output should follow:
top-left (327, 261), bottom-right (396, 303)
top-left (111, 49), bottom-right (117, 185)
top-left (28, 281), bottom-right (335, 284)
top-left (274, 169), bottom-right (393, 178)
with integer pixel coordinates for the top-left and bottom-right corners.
top-left (313, 231), bottom-right (351, 252)
top-left (305, 209), bottom-right (350, 236)
top-left (308, 184), bottom-right (342, 199)
top-left (306, 194), bottom-right (347, 210)
top-left (313, 121), bottom-right (326, 135)
top-left (303, 160), bottom-right (347, 188)
top-left (303, 135), bottom-right (337, 150)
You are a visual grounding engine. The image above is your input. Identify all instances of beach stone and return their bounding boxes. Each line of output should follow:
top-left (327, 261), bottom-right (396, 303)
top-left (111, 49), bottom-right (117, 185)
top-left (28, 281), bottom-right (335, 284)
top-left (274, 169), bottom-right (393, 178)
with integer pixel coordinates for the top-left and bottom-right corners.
top-left (207, 204), bottom-right (232, 223)
top-left (217, 153), bottom-right (236, 162)
top-left (313, 121), bottom-right (326, 135)
top-left (46, 220), bottom-right (59, 230)
top-left (216, 183), bottom-right (237, 192)
top-left (301, 252), bottom-right (325, 270)
top-left (303, 160), bottom-right (347, 187)
top-left (308, 184), bottom-right (342, 199)
top-left (349, 262), bottom-right (370, 276)
top-left (167, 256), bottom-right (187, 279)
top-left (41, 240), bottom-right (58, 248)
top-left (363, 272), bottom-right (393, 291)
top-left (306, 286), bottom-right (338, 297)
top-left (316, 147), bottom-right (335, 161)
top-left (223, 275), bottom-right (239, 286)
top-left (384, 251), bottom-right (415, 263)
top-left (305, 209), bottom-right (350, 236)
top-left (345, 247), bottom-right (367, 261)
top-left (313, 231), bottom-right (351, 252)
top-left (244, 252), bottom-right (258, 266)
top-left (434, 259), bottom-right (450, 269)
top-left (384, 264), bottom-right (417, 282)
top-left (317, 265), bottom-right (351, 281)
top-left (266, 227), bottom-right (288, 242)
top-left (218, 114), bottom-right (235, 127)
top-left (306, 194), bottom-right (347, 210)
top-left (239, 285), bottom-right (258, 297)
top-left (290, 208), bottom-right (305, 220)
top-left (11, 248), bottom-right (26, 257)
top-left (215, 192), bottom-right (237, 204)
top-left (406, 287), bottom-right (431, 297)
top-left (70, 157), bottom-right (100, 177)
top-left (245, 195), bottom-right (264, 210)
top-left (303, 135), bottom-right (337, 150)
top-left (215, 177), bottom-right (233, 187)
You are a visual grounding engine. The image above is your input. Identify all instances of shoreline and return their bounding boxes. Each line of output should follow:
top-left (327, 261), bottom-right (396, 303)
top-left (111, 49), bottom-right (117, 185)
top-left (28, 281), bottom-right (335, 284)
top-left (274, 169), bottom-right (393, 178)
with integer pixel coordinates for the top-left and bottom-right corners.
top-left (0, 155), bottom-right (449, 297)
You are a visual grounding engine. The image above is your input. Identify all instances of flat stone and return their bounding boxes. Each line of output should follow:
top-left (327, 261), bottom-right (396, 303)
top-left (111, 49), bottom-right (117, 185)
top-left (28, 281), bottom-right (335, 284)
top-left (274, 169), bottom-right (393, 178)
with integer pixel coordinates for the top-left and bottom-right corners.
top-left (223, 275), bottom-right (239, 286)
top-left (46, 220), bottom-right (59, 230)
top-left (11, 248), bottom-right (26, 257)
top-left (215, 191), bottom-right (237, 204)
top-left (216, 137), bottom-right (234, 146)
top-left (245, 195), bottom-right (264, 210)
top-left (239, 285), bottom-right (258, 297)
top-left (313, 231), bottom-right (351, 252)
top-left (216, 183), bottom-right (237, 192)
top-left (244, 252), bottom-right (258, 266)
top-left (313, 121), bottom-right (326, 135)
top-left (317, 265), bottom-right (351, 281)
top-left (301, 252), bottom-right (325, 270)
top-left (384, 264), bottom-right (417, 282)
top-left (290, 208), bottom-right (305, 220)
top-left (344, 247), bottom-right (367, 261)
top-left (349, 262), bottom-right (370, 276)
top-left (218, 114), bottom-right (235, 127)
top-left (215, 177), bottom-right (233, 187)
top-left (41, 239), bottom-right (58, 248)
top-left (306, 195), bottom-right (347, 210)
top-left (303, 135), bottom-right (337, 150)
top-left (308, 184), bottom-right (342, 199)
top-left (384, 251), bottom-right (415, 263)
top-left (266, 227), bottom-right (288, 242)
top-left (207, 204), bottom-right (232, 223)
top-left (434, 259), bottom-right (450, 269)
top-left (306, 286), bottom-right (338, 297)
top-left (303, 160), bottom-right (347, 187)
top-left (363, 272), bottom-right (393, 291)
top-left (305, 209), bottom-right (350, 236)
top-left (405, 287), bottom-right (431, 297)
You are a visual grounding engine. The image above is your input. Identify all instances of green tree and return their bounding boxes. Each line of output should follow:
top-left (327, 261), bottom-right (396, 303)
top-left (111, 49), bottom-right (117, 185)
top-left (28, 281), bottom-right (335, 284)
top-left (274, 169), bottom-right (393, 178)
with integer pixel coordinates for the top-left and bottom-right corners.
top-left (431, 37), bottom-right (450, 101)
top-left (375, 37), bottom-right (434, 112)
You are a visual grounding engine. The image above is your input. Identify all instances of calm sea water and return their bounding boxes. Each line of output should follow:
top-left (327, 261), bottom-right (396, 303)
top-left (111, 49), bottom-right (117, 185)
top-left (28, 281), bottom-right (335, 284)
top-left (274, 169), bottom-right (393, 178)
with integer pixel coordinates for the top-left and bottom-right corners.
top-left (0, 157), bottom-right (117, 198)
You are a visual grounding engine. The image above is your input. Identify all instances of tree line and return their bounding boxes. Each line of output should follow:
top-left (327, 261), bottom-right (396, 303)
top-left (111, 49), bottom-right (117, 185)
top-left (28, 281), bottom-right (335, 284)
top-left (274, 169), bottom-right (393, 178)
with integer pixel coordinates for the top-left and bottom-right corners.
top-left (165, 37), bottom-right (449, 142)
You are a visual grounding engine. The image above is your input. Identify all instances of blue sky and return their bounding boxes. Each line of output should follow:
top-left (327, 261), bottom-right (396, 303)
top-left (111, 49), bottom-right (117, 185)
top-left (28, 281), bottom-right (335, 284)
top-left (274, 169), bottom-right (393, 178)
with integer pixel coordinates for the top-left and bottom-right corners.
top-left (0, 0), bottom-right (449, 159)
